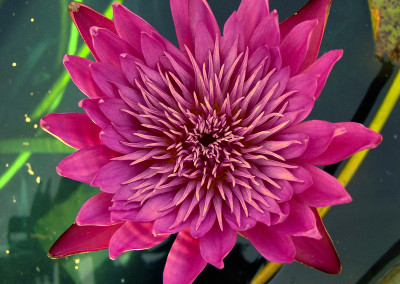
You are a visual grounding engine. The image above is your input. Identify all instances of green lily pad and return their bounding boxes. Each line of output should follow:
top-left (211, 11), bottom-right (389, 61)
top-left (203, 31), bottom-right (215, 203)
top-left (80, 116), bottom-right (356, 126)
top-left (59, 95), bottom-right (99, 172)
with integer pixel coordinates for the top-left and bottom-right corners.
top-left (369, 0), bottom-right (400, 64)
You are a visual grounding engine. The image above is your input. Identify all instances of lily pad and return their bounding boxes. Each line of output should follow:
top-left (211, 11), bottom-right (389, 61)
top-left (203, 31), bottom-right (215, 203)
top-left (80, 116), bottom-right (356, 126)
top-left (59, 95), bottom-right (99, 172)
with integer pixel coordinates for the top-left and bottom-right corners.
top-left (369, 0), bottom-right (400, 64)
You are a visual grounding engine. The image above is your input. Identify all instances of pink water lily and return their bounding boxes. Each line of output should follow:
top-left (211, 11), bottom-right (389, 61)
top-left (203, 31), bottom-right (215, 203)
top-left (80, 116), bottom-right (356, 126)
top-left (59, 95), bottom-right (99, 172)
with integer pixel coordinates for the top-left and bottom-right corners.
top-left (41, 0), bottom-right (381, 282)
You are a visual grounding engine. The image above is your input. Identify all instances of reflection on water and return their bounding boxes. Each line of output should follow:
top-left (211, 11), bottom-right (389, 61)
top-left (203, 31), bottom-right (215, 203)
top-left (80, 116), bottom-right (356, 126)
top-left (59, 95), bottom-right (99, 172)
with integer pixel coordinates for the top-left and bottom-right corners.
top-left (0, 0), bottom-right (399, 283)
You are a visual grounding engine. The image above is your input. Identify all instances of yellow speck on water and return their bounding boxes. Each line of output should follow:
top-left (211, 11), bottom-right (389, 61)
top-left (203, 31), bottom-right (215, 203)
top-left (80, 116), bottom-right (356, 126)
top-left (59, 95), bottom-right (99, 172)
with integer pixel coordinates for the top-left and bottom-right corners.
top-left (74, 266), bottom-right (79, 270)
top-left (25, 163), bottom-right (34, 175)
top-left (5, 163), bottom-right (9, 167)
top-left (121, 279), bottom-right (125, 283)
top-left (30, 18), bottom-right (34, 22)
top-left (36, 267), bottom-right (40, 272)
top-left (24, 114), bottom-right (31, 123)
top-left (22, 142), bottom-right (29, 146)
top-left (74, 259), bottom-right (80, 264)
top-left (12, 62), bottom-right (17, 67)
top-left (12, 12), bottom-right (15, 16)
top-left (47, 90), bottom-right (52, 94)
top-left (12, 196), bottom-right (16, 203)
top-left (5, 250), bottom-right (10, 254)
top-left (30, 92), bottom-right (34, 96)
top-left (34, 124), bottom-right (38, 129)
top-left (36, 176), bottom-right (41, 184)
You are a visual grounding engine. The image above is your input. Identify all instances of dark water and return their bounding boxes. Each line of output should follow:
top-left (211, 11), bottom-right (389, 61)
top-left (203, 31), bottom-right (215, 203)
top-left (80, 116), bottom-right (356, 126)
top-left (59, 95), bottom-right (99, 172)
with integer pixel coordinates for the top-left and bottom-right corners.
top-left (0, 0), bottom-right (399, 283)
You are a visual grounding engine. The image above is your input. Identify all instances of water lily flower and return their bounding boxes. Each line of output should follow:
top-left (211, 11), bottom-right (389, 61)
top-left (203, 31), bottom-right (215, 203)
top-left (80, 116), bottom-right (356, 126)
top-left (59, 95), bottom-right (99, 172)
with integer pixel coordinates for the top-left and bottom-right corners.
top-left (41, 0), bottom-right (382, 282)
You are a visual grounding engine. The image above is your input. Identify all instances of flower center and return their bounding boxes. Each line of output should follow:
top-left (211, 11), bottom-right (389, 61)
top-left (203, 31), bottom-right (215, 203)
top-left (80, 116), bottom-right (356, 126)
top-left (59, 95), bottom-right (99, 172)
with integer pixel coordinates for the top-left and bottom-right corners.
top-left (198, 132), bottom-right (216, 147)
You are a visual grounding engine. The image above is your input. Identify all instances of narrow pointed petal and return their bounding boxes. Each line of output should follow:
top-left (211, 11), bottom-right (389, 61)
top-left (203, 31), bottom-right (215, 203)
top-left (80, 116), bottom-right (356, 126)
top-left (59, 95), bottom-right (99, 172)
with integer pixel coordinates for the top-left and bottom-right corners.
top-left (109, 221), bottom-right (169, 259)
top-left (292, 208), bottom-right (341, 274)
top-left (91, 27), bottom-right (138, 68)
top-left (280, 20), bottom-right (317, 76)
top-left (280, 0), bottom-right (333, 71)
top-left (237, 0), bottom-right (269, 45)
top-left (57, 145), bottom-right (117, 183)
top-left (76, 192), bottom-right (113, 225)
top-left (63, 55), bottom-right (106, 98)
top-left (242, 222), bottom-right (296, 263)
top-left (48, 223), bottom-right (122, 258)
top-left (297, 164), bottom-right (352, 207)
top-left (41, 113), bottom-right (101, 149)
top-left (303, 49), bottom-right (343, 99)
top-left (248, 10), bottom-right (280, 52)
top-left (163, 228), bottom-right (207, 284)
top-left (199, 223), bottom-right (237, 269)
top-left (68, 1), bottom-right (116, 61)
top-left (112, 2), bottom-right (157, 56)
top-left (220, 12), bottom-right (245, 58)
top-left (188, 0), bottom-right (220, 46)
top-left (305, 122), bottom-right (382, 165)
top-left (170, 0), bottom-right (192, 50)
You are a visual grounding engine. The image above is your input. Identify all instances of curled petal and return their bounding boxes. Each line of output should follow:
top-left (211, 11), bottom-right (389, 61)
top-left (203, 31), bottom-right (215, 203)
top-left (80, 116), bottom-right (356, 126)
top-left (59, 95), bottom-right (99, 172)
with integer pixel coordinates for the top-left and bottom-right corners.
top-left (109, 221), bottom-right (169, 259)
top-left (163, 228), bottom-right (207, 284)
top-left (280, 20), bottom-right (317, 76)
top-left (68, 1), bottom-right (116, 61)
top-left (48, 223), bottom-right (122, 258)
top-left (57, 145), bottom-right (117, 183)
top-left (76, 192), bottom-right (113, 225)
top-left (297, 164), bottom-right (352, 207)
top-left (280, 0), bottom-right (333, 71)
top-left (292, 208), bottom-right (341, 274)
top-left (41, 113), bottom-right (101, 150)
top-left (305, 122), bottom-right (382, 165)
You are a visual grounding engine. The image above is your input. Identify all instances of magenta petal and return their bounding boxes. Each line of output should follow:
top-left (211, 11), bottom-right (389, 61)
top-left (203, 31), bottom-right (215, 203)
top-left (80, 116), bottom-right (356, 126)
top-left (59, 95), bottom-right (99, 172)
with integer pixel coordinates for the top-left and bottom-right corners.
top-left (280, 20), bottom-right (317, 76)
top-left (63, 55), bottom-right (106, 98)
top-left (92, 161), bottom-right (141, 193)
top-left (135, 193), bottom-right (176, 222)
top-left (283, 120), bottom-right (342, 160)
top-left (297, 164), bottom-right (352, 207)
top-left (98, 97), bottom-right (138, 128)
top-left (91, 27), bottom-right (138, 68)
top-left (274, 199), bottom-right (318, 237)
top-left (292, 208), bottom-right (341, 274)
top-left (141, 33), bottom-right (165, 69)
top-left (48, 223), bottom-right (122, 258)
top-left (306, 122), bottom-right (382, 165)
top-left (249, 10), bottom-right (280, 52)
top-left (80, 98), bottom-right (110, 129)
top-left (109, 221), bottom-right (169, 259)
top-left (242, 222), bottom-right (295, 263)
top-left (41, 113), bottom-right (101, 150)
top-left (90, 62), bottom-right (129, 98)
top-left (68, 2), bottom-right (116, 61)
top-left (57, 145), bottom-right (116, 183)
top-left (112, 2), bottom-right (157, 57)
top-left (170, 0), bottom-right (192, 50)
top-left (163, 228), bottom-right (207, 284)
top-left (220, 12), bottom-right (245, 58)
top-left (237, 0), bottom-right (269, 45)
top-left (188, 0), bottom-right (220, 47)
top-left (76, 192), bottom-right (113, 225)
top-left (100, 125), bottom-right (132, 154)
top-left (199, 223), bottom-right (237, 269)
top-left (280, 0), bottom-right (333, 71)
top-left (194, 21), bottom-right (215, 65)
top-left (303, 49), bottom-right (343, 99)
